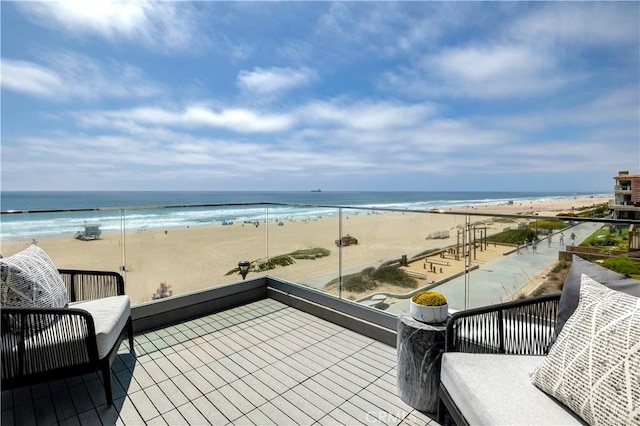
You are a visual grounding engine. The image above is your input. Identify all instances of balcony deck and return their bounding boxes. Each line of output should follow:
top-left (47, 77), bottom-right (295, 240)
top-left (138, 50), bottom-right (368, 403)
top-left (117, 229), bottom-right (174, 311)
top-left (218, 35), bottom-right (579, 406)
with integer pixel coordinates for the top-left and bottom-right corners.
top-left (1, 298), bottom-right (437, 425)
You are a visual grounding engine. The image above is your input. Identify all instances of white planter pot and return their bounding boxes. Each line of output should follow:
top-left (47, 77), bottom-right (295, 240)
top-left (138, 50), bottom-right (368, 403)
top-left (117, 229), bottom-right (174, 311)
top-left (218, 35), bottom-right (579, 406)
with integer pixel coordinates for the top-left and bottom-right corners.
top-left (410, 300), bottom-right (448, 324)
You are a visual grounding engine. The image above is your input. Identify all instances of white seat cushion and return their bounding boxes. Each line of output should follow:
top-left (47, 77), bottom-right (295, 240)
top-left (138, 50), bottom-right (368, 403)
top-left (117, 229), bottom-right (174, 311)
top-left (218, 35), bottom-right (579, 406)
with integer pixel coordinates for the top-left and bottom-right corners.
top-left (2, 296), bottom-right (130, 377)
top-left (441, 353), bottom-right (584, 425)
top-left (70, 295), bottom-right (130, 359)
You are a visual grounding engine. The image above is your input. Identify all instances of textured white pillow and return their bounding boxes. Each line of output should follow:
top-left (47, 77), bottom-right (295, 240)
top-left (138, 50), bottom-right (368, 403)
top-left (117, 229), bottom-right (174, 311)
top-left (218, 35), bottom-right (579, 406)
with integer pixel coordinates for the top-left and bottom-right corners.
top-left (0, 244), bottom-right (68, 310)
top-left (530, 274), bottom-right (640, 425)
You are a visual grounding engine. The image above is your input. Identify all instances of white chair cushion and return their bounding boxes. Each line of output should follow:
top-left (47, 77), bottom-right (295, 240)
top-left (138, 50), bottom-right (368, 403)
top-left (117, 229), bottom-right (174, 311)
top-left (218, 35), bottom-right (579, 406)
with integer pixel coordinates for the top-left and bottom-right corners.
top-left (2, 295), bottom-right (130, 377)
top-left (441, 353), bottom-right (583, 425)
top-left (70, 295), bottom-right (130, 359)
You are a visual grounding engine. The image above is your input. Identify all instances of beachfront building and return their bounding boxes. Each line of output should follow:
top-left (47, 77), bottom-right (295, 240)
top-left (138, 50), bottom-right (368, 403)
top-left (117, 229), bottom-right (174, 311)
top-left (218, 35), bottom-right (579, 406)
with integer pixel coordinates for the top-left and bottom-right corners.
top-left (610, 170), bottom-right (640, 220)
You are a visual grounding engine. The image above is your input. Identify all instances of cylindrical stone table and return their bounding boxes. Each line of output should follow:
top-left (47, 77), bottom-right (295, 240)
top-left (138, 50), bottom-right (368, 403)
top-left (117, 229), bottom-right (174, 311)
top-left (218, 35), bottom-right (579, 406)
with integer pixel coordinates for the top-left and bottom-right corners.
top-left (396, 310), bottom-right (446, 413)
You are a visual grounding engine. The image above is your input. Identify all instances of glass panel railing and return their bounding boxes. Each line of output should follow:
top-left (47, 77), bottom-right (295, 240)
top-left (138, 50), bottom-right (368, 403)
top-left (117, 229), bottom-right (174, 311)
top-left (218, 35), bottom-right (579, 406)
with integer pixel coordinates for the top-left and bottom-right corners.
top-left (426, 213), bottom-right (639, 312)
top-left (339, 208), bottom-right (468, 312)
top-left (427, 212), bottom-right (538, 311)
top-left (334, 208), bottom-right (638, 314)
top-left (264, 205), bottom-right (340, 291)
top-left (3, 202), bottom-right (638, 314)
top-left (1, 208), bottom-right (125, 272)
top-left (0, 204), bottom-right (271, 306)
top-left (118, 204), bottom-right (269, 304)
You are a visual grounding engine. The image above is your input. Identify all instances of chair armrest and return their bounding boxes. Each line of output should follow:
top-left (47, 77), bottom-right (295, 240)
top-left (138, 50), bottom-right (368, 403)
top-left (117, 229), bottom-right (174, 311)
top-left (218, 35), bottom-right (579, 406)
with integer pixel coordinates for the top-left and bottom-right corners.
top-left (2, 307), bottom-right (99, 381)
top-left (58, 269), bottom-right (125, 302)
top-left (445, 293), bottom-right (560, 355)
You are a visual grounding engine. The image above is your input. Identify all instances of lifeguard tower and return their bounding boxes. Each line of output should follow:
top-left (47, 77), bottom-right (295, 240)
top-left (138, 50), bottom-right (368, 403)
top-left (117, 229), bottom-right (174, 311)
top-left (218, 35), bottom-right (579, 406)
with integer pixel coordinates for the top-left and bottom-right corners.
top-left (74, 223), bottom-right (102, 241)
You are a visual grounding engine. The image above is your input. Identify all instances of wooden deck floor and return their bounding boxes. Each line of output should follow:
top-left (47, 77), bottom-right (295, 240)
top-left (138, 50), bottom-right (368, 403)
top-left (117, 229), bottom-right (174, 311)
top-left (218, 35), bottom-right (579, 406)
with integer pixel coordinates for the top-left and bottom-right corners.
top-left (2, 299), bottom-right (439, 426)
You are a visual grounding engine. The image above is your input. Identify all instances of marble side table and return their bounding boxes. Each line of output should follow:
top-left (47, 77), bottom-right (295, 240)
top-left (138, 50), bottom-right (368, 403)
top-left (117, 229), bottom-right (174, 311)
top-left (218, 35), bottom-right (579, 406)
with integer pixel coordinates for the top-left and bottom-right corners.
top-left (396, 310), bottom-right (446, 413)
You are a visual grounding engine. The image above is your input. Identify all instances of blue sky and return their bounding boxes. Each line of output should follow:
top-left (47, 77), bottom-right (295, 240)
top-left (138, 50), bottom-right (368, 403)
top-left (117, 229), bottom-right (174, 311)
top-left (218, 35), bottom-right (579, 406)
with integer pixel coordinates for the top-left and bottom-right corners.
top-left (1, 1), bottom-right (639, 192)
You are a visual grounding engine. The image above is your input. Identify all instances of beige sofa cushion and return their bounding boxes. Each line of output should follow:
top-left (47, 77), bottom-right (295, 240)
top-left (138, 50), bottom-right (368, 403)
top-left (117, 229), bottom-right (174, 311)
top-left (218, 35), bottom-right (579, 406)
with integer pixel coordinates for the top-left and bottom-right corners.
top-left (441, 353), bottom-right (584, 425)
top-left (2, 295), bottom-right (130, 379)
top-left (70, 295), bottom-right (130, 359)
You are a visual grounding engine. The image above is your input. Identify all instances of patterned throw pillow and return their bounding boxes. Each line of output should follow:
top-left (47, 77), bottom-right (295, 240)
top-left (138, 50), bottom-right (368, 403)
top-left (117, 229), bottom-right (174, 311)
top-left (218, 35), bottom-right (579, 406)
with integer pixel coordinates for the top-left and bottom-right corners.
top-left (555, 255), bottom-right (640, 340)
top-left (530, 274), bottom-right (640, 425)
top-left (1, 245), bottom-right (68, 331)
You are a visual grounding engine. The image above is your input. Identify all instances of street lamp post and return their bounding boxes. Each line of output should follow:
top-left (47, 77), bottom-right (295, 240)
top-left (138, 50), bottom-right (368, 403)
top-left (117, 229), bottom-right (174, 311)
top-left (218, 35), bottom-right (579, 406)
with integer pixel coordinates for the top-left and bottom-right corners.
top-left (238, 260), bottom-right (250, 280)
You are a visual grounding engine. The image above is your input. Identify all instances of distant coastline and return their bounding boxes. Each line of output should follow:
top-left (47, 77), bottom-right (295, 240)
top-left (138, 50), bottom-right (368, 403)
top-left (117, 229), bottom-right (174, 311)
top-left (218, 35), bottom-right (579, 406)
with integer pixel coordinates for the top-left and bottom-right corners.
top-left (0, 191), bottom-right (611, 241)
top-left (0, 190), bottom-right (610, 211)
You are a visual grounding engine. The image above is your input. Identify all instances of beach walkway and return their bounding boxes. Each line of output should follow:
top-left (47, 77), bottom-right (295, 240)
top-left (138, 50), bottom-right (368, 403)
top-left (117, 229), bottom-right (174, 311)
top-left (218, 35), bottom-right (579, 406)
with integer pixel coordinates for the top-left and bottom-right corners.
top-left (432, 221), bottom-right (603, 311)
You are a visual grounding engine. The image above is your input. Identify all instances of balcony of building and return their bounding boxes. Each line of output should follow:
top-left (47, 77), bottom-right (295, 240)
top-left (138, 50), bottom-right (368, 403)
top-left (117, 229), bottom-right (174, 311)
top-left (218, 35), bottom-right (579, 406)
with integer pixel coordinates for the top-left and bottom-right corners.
top-left (2, 202), bottom-right (637, 425)
top-left (614, 184), bottom-right (632, 194)
top-left (2, 279), bottom-right (438, 425)
top-left (609, 198), bottom-right (640, 208)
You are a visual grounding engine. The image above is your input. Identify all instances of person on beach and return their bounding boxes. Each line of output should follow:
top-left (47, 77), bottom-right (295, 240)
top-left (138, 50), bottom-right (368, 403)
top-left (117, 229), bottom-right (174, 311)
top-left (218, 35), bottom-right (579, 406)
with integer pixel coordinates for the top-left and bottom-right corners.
top-left (152, 282), bottom-right (171, 300)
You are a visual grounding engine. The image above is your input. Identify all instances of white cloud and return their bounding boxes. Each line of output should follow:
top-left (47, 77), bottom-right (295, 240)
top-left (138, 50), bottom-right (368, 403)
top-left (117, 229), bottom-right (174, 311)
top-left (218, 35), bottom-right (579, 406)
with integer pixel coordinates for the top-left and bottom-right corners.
top-left (1, 60), bottom-right (63, 98)
top-left (488, 86), bottom-right (640, 133)
top-left (315, 2), bottom-right (484, 61)
top-left (577, 88), bottom-right (640, 125)
top-left (2, 2), bottom-right (637, 191)
top-left (436, 45), bottom-right (544, 84)
top-left (237, 67), bottom-right (317, 96)
top-left (45, 96), bottom-right (514, 184)
top-left (75, 105), bottom-right (293, 133)
top-left (383, 43), bottom-right (569, 99)
top-left (1, 53), bottom-right (162, 100)
top-left (378, 4), bottom-right (638, 101)
top-left (297, 100), bottom-right (436, 131)
top-left (431, 44), bottom-right (567, 97)
top-left (4, 88), bottom-right (633, 190)
top-left (16, 1), bottom-right (203, 53)
top-left (511, 2), bottom-right (639, 46)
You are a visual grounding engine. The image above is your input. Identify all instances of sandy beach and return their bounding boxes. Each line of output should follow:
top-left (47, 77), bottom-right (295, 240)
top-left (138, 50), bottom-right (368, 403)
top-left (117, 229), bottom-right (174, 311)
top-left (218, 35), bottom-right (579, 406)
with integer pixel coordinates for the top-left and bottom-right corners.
top-left (1, 196), bottom-right (610, 305)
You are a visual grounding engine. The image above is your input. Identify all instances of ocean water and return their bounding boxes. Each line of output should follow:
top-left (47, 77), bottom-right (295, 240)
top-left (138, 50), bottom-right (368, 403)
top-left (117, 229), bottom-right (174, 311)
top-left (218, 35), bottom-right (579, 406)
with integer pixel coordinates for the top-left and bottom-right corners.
top-left (0, 191), bottom-right (606, 240)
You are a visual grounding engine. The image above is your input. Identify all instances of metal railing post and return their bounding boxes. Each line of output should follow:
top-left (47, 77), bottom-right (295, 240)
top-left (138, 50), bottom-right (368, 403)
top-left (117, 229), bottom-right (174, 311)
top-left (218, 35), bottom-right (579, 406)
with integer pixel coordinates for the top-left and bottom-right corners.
top-left (338, 207), bottom-right (343, 299)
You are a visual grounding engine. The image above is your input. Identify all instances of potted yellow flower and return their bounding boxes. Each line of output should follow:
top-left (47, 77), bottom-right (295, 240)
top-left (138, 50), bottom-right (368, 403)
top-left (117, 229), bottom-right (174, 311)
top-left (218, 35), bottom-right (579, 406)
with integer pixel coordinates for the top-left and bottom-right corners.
top-left (410, 291), bottom-right (448, 323)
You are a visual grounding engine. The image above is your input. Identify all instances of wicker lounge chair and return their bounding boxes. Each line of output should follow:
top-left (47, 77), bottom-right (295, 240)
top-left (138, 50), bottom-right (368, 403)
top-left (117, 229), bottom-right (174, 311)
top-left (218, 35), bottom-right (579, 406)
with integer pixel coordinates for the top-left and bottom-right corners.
top-left (438, 255), bottom-right (640, 425)
top-left (437, 294), bottom-right (566, 425)
top-left (1, 269), bottom-right (133, 406)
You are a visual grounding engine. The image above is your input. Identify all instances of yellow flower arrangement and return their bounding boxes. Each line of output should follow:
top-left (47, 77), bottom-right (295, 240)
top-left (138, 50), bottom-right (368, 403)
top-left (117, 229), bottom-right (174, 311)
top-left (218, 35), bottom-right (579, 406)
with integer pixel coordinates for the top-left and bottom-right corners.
top-left (411, 291), bottom-right (447, 306)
